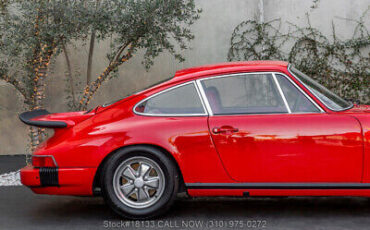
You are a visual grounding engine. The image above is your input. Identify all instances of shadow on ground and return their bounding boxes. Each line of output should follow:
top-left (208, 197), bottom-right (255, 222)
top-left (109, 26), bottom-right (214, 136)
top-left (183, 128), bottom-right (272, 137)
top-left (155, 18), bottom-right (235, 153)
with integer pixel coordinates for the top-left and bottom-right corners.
top-left (1, 186), bottom-right (370, 230)
top-left (1, 156), bottom-right (370, 229)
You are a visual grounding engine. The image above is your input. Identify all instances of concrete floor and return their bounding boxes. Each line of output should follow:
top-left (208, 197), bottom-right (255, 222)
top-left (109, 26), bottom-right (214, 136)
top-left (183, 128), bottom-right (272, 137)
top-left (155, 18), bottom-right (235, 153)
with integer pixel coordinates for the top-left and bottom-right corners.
top-left (0, 155), bottom-right (26, 174)
top-left (2, 187), bottom-right (370, 230)
top-left (1, 156), bottom-right (370, 229)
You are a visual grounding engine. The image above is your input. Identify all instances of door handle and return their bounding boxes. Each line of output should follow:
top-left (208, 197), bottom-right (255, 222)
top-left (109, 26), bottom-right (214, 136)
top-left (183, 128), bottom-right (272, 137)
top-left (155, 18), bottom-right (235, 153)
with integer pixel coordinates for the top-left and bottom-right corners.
top-left (212, 126), bottom-right (239, 134)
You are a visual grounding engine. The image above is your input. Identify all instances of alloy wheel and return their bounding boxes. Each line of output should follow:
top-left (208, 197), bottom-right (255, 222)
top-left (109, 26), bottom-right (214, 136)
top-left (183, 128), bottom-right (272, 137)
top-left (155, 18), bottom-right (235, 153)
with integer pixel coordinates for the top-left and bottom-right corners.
top-left (112, 156), bottom-right (165, 209)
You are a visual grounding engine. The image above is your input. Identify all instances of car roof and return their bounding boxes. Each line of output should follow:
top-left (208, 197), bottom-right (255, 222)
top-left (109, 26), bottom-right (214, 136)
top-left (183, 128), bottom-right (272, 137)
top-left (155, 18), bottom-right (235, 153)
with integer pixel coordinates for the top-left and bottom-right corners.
top-left (174, 61), bottom-right (289, 81)
top-left (111, 60), bottom-right (290, 106)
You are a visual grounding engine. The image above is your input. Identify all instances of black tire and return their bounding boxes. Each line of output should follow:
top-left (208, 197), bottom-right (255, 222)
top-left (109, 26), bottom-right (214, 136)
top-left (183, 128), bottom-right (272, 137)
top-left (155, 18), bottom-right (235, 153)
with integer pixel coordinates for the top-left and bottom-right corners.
top-left (100, 146), bottom-right (179, 219)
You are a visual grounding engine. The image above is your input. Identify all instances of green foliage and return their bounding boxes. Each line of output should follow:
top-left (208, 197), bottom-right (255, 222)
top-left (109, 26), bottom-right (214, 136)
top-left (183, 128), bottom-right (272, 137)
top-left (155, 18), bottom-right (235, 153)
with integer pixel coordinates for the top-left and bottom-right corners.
top-left (228, 19), bottom-right (288, 61)
top-left (77, 0), bottom-right (201, 109)
top-left (0, 0), bottom-right (201, 112)
top-left (0, 0), bottom-right (91, 106)
top-left (0, 0), bottom-right (98, 153)
top-left (228, 11), bottom-right (370, 104)
top-left (102, 0), bottom-right (201, 69)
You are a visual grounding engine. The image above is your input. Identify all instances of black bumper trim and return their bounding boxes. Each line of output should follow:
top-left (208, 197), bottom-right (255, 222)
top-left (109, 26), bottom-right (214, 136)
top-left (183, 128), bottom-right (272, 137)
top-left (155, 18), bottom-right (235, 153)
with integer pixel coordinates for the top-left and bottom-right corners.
top-left (186, 183), bottom-right (370, 190)
top-left (39, 167), bottom-right (59, 186)
top-left (19, 109), bottom-right (67, 128)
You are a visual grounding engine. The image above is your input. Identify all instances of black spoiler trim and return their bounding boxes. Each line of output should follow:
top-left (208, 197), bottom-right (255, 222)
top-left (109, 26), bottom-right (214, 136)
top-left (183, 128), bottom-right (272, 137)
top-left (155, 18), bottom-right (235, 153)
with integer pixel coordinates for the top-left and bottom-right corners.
top-left (19, 109), bottom-right (67, 128)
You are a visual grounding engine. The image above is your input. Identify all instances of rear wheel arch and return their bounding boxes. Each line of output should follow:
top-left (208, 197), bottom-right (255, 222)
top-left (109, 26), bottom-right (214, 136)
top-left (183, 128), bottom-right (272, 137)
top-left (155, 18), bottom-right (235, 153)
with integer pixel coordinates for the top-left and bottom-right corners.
top-left (92, 144), bottom-right (185, 195)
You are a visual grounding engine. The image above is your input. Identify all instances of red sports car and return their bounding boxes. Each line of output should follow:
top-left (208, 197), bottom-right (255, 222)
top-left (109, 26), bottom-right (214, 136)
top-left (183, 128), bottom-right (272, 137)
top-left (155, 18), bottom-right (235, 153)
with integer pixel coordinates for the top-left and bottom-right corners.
top-left (20, 61), bottom-right (370, 219)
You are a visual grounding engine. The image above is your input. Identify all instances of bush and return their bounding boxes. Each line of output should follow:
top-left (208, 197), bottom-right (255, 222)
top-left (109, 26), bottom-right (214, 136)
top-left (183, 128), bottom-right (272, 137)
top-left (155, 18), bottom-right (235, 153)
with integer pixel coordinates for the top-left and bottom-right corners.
top-left (228, 13), bottom-right (370, 104)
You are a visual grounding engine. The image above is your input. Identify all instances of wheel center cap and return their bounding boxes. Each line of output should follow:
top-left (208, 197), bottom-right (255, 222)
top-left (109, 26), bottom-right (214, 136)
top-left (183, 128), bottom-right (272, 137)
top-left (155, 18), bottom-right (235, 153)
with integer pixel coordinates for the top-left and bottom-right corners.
top-left (134, 178), bottom-right (144, 188)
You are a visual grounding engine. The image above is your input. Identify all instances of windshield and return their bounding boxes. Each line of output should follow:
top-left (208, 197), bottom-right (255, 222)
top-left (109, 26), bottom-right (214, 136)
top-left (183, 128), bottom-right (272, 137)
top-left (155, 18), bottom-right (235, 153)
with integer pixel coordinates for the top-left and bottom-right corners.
top-left (289, 66), bottom-right (352, 111)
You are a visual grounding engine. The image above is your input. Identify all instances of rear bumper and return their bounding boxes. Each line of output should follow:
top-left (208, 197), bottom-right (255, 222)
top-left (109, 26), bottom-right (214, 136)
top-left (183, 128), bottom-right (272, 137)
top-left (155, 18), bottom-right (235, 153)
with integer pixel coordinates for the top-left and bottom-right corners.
top-left (20, 165), bottom-right (97, 196)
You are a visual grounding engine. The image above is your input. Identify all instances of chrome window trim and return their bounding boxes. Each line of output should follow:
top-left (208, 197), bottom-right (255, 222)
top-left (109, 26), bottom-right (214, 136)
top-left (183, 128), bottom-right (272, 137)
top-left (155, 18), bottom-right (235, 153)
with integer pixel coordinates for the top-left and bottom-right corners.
top-left (195, 80), bottom-right (213, 116)
top-left (272, 73), bottom-right (291, 113)
top-left (197, 71), bottom-right (324, 116)
top-left (288, 64), bottom-right (352, 112)
top-left (133, 81), bottom-right (208, 117)
top-left (274, 72), bottom-right (325, 113)
top-left (198, 71), bottom-right (273, 82)
top-left (194, 80), bottom-right (210, 116)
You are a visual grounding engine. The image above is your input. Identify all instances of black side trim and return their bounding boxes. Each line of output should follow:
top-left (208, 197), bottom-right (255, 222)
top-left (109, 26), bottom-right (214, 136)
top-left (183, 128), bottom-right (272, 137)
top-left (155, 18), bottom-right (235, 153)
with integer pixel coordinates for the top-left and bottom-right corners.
top-left (186, 183), bottom-right (370, 190)
top-left (39, 167), bottom-right (59, 186)
top-left (19, 109), bottom-right (67, 128)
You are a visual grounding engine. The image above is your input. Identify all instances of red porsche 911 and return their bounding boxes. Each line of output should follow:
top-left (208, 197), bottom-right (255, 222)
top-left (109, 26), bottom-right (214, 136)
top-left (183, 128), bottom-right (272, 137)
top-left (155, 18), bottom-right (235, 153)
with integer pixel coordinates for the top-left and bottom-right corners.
top-left (20, 61), bottom-right (369, 219)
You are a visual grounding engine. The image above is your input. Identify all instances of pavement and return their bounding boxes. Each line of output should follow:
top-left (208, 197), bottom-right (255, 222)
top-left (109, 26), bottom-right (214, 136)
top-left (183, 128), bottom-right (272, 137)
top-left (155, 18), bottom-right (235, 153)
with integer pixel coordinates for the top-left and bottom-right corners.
top-left (1, 155), bottom-right (370, 230)
top-left (0, 155), bottom-right (27, 174)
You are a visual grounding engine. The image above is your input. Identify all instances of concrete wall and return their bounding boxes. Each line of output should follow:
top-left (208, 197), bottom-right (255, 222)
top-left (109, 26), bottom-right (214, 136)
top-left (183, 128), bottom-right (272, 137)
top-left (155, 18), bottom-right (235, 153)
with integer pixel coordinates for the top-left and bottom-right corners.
top-left (0, 0), bottom-right (369, 155)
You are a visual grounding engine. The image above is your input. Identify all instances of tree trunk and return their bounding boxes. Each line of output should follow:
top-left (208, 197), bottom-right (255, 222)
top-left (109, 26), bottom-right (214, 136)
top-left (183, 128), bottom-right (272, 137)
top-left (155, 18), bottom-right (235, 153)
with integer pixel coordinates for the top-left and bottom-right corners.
top-left (79, 61), bottom-right (119, 110)
top-left (86, 0), bottom-right (101, 85)
top-left (30, 66), bottom-right (46, 152)
top-left (34, 62), bottom-right (47, 109)
top-left (78, 42), bottom-right (135, 111)
top-left (29, 126), bottom-right (40, 153)
top-left (29, 50), bottom-right (52, 152)
top-left (62, 42), bottom-right (76, 109)
top-left (86, 30), bottom-right (96, 85)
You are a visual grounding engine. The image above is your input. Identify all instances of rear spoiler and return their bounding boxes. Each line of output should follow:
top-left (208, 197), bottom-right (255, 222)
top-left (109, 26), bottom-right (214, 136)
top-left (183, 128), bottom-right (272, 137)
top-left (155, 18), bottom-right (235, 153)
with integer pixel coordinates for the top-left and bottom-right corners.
top-left (19, 109), bottom-right (68, 128)
top-left (19, 109), bottom-right (94, 128)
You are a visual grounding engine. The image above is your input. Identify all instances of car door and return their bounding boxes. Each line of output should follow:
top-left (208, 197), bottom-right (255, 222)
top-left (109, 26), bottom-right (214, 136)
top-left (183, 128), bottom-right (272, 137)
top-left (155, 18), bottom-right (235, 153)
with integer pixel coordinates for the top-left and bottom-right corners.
top-left (199, 72), bottom-right (363, 183)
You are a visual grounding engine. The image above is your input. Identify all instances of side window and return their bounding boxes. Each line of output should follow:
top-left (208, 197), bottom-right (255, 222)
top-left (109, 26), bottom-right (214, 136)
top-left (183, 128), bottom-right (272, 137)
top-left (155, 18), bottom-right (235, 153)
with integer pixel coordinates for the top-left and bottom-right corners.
top-left (135, 83), bottom-right (205, 115)
top-left (275, 74), bottom-right (320, 113)
top-left (201, 73), bottom-right (288, 115)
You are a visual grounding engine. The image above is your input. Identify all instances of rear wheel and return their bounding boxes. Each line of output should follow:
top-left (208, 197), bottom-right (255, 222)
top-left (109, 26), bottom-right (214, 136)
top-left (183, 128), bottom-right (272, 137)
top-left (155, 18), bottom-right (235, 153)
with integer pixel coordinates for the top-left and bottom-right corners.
top-left (101, 146), bottom-right (178, 219)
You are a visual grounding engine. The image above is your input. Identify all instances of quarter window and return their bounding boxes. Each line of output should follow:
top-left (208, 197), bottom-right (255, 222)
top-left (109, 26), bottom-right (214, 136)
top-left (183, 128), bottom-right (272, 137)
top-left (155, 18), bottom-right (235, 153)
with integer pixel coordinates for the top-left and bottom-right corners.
top-left (275, 74), bottom-right (320, 113)
top-left (290, 66), bottom-right (352, 111)
top-left (135, 83), bottom-right (205, 115)
top-left (201, 73), bottom-right (288, 115)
